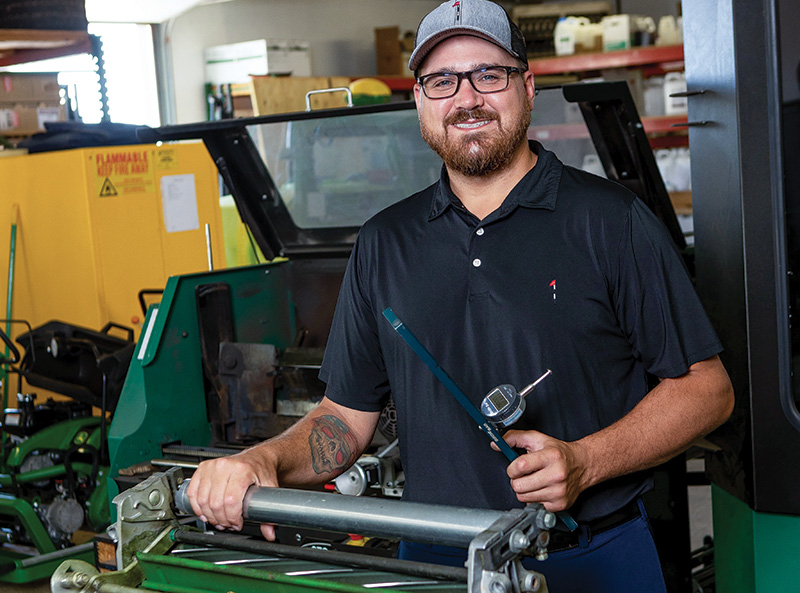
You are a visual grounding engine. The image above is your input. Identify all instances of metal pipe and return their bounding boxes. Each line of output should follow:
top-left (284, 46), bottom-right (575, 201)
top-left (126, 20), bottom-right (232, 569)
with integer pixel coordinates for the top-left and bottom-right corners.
top-left (3, 211), bottom-right (17, 411)
top-left (20, 542), bottom-right (94, 567)
top-left (176, 482), bottom-right (505, 548)
top-left (172, 530), bottom-right (467, 582)
top-left (0, 461), bottom-right (96, 486)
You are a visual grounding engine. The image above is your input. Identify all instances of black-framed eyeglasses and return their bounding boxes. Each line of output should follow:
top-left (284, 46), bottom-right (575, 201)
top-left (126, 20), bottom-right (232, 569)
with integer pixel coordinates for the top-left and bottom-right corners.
top-left (416, 66), bottom-right (523, 99)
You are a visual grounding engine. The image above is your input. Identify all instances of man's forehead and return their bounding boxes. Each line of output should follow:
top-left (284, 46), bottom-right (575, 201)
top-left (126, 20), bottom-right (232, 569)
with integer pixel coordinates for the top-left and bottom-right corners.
top-left (419, 35), bottom-right (512, 73)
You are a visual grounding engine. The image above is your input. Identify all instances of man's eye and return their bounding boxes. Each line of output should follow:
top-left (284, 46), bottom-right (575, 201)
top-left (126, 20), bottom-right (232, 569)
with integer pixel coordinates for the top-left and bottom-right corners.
top-left (429, 76), bottom-right (455, 89)
top-left (477, 72), bottom-right (501, 83)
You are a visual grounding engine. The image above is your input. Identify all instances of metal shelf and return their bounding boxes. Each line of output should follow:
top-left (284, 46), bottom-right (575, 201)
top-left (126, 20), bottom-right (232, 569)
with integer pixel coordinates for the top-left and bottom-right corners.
top-left (529, 44), bottom-right (684, 76)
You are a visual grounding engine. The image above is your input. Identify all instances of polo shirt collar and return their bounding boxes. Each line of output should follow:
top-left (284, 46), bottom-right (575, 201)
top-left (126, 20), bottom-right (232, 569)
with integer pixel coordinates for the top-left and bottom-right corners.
top-left (428, 141), bottom-right (562, 221)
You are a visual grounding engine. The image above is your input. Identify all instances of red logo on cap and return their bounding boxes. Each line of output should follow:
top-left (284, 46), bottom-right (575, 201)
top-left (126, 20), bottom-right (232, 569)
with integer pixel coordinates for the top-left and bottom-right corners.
top-left (452, 1), bottom-right (460, 5)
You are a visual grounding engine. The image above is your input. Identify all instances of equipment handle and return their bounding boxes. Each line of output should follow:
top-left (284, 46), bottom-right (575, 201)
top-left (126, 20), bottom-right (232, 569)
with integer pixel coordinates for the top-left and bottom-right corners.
top-left (305, 87), bottom-right (354, 111)
top-left (100, 322), bottom-right (134, 343)
top-left (176, 479), bottom-right (509, 548)
top-left (0, 325), bottom-right (20, 365)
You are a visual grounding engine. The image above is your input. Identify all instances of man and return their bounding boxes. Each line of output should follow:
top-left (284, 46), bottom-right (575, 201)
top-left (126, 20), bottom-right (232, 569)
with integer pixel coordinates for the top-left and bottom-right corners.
top-left (187, 1), bottom-right (734, 590)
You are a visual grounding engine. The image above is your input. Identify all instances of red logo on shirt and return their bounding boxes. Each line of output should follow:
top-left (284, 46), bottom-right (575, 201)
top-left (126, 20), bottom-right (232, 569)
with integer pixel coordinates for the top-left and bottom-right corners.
top-left (549, 279), bottom-right (556, 301)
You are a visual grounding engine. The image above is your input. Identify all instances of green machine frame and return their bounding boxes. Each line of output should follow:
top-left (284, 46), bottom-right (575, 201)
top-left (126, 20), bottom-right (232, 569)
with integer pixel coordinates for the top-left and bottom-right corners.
top-left (107, 261), bottom-right (297, 514)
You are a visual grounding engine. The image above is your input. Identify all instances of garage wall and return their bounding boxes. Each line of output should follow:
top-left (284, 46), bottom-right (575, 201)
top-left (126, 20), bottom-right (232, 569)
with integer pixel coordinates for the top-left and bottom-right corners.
top-left (168, 0), bottom-right (441, 123)
top-left (166, 0), bottom-right (682, 124)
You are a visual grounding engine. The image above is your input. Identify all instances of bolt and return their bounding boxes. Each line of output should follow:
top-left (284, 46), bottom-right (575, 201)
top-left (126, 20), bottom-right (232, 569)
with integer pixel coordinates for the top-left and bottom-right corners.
top-left (536, 510), bottom-right (556, 530)
top-left (508, 529), bottom-right (530, 553)
top-left (521, 573), bottom-right (540, 592)
top-left (148, 490), bottom-right (164, 507)
top-left (295, 533), bottom-right (303, 542)
top-left (490, 577), bottom-right (510, 593)
top-left (74, 572), bottom-right (90, 587)
top-left (182, 331), bottom-right (189, 338)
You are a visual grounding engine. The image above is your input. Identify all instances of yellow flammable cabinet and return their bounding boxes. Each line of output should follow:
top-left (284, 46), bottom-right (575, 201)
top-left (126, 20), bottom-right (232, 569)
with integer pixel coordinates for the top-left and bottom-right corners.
top-left (0, 141), bottom-right (225, 344)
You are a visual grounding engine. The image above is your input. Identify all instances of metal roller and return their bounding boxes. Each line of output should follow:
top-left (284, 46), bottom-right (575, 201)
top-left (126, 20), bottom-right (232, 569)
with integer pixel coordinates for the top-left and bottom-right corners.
top-left (176, 481), bottom-right (507, 548)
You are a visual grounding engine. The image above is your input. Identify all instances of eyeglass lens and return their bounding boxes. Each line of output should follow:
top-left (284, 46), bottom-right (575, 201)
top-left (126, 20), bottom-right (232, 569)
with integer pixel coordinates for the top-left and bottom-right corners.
top-left (421, 67), bottom-right (513, 99)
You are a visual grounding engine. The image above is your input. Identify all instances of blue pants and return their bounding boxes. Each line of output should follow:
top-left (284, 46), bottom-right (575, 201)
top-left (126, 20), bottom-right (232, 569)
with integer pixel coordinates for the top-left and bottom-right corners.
top-left (397, 500), bottom-right (667, 593)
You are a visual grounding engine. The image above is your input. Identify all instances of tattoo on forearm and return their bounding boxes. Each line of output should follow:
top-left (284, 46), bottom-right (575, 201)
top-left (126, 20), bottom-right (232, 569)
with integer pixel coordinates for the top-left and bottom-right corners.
top-left (309, 415), bottom-right (358, 475)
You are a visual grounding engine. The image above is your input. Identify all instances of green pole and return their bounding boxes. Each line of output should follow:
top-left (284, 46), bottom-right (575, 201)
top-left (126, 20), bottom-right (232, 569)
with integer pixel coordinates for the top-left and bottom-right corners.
top-left (3, 218), bottom-right (17, 422)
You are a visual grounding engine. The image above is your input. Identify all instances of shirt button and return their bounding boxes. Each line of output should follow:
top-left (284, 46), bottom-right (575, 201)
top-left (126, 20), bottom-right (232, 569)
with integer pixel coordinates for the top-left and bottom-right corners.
top-left (476, 228), bottom-right (485, 236)
top-left (472, 258), bottom-right (482, 267)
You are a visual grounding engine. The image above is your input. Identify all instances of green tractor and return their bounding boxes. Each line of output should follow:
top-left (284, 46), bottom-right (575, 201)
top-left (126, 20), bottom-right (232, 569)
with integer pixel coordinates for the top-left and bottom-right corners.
top-left (0, 320), bottom-right (133, 582)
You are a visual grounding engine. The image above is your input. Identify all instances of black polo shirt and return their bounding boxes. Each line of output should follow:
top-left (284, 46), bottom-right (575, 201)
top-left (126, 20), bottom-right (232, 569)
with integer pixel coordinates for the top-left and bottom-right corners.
top-left (319, 142), bottom-right (722, 522)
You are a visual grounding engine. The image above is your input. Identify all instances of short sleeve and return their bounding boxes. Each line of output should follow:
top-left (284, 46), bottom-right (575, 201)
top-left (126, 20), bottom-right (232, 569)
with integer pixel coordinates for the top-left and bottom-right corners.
top-left (318, 231), bottom-right (391, 411)
top-left (614, 199), bottom-right (722, 378)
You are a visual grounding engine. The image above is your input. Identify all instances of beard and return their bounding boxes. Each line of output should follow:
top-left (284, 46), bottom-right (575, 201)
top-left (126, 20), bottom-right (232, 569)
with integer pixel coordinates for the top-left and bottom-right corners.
top-left (420, 105), bottom-right (531, 177)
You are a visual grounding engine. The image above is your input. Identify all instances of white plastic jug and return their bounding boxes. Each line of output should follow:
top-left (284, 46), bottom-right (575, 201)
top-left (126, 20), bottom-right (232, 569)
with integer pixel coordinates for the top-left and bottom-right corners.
top-left (554, 17), bottom-right (590, 56)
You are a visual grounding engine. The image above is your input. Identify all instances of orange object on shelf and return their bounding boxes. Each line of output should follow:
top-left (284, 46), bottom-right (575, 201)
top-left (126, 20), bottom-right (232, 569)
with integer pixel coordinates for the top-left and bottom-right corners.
top-left (529, 44), bottom-right (684, 76)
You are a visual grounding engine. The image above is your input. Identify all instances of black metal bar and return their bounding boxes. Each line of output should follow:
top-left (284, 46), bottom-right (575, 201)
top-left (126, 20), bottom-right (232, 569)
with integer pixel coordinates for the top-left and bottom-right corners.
top-left (171, 529), bottom-right (468, 582)
top-left (136, 101), bottom-right (418, 143)
top-left (670, 121), bottom-right (711, 127)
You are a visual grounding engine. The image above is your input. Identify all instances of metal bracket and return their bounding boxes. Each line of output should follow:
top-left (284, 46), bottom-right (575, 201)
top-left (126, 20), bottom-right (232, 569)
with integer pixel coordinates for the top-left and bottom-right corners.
top-left (467, 504), bottom-right (555, 593)
top-left (51, 526), bottom-right (176, 593)
top-left (112, 466), bottom-right (184, 570)
top-left (305, 87), bottom-right (354, 111)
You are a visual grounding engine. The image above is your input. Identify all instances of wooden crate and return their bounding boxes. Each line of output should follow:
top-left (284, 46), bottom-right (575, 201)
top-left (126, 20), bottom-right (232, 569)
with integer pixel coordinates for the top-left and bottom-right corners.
top-left (249, 76), bottom-right (351, 115)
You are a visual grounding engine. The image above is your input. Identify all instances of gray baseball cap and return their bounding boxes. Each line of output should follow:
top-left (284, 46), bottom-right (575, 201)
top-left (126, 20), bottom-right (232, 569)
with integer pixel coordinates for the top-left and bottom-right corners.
top-left (408, 0), bottom-right (528, 72)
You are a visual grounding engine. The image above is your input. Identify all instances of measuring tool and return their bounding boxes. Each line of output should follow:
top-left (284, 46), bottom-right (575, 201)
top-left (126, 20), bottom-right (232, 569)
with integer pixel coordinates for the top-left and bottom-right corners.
top-left (481, 370), bottom-right (552, 428)
top-left (383, 308), bottom-right (577, 531)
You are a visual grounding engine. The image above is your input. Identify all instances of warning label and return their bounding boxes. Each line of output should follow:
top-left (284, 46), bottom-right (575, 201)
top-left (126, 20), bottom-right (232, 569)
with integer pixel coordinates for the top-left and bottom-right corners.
top-left (156, 149), bottom-right (179, 170)
top-left (94, 149), bottom-right (155, 197)
top-left (99, 178), bottom-right (117, 196)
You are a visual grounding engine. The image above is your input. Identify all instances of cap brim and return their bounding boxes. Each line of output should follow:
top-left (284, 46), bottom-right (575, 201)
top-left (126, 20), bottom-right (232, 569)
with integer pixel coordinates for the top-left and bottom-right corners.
top-left (408, 28), bottom-right (512, 72)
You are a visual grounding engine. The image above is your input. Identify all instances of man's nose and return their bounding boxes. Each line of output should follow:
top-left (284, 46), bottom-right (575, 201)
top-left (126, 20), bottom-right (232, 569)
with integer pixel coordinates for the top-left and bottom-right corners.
top-left (452, 77), bottom-right (484, 109)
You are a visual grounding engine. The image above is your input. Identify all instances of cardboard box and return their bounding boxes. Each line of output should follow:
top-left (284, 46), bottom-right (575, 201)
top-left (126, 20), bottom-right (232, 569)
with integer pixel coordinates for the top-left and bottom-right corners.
top-left (0, 73), bottom-right (61, 104)
top-left (249, 76), bottom-right (351, 116)
top-left (375, 27), bottom-right (414, 76)
top-left (375, 27), bottom-right (402, 75)
top-left (0, 103), bottom-right (65, 135)
top-left (204, 39), bottom-right (311, 85)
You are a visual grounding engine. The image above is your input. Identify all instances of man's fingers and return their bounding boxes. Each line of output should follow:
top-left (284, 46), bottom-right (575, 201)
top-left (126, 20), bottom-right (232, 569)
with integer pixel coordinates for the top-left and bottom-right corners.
top-left (507, 447), bottom-right (552, 479)
top-left (502, 429), bottom-right (548, 451)
top-left (260, 523), bottom-right (277, 541)
top-left (187, 457), bottom-right (259, 530)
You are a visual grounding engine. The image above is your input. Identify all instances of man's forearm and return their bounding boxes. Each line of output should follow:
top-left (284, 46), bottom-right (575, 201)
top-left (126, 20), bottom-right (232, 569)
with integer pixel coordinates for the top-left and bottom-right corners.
top-left (249, 397), bottom-right (379, 487)
top-left (575, 355), bottom-right (734, 491)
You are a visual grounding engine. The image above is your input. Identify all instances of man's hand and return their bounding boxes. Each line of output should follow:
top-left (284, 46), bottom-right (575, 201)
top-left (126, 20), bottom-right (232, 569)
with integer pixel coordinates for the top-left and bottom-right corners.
top-left (498, 356), bottom-right (733, 513)
top-left (186, 446), bottom-right (279, 540)
top-left (184, 397), bottom-right (381, 541)
top-left (500, 430), bottom-right (589, 512)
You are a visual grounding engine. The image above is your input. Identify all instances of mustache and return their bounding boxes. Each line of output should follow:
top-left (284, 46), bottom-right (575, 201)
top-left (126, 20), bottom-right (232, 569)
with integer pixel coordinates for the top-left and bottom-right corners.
top-left (444, 109), bottom-right (499, 126)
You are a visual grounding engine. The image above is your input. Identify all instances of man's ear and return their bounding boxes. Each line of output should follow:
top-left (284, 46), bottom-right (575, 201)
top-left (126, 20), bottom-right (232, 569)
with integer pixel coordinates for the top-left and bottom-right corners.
top-left (523, 70), bottom-right (535, 108)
